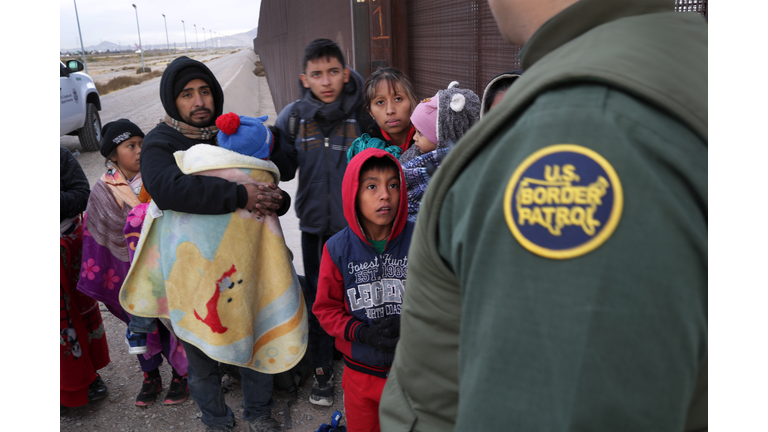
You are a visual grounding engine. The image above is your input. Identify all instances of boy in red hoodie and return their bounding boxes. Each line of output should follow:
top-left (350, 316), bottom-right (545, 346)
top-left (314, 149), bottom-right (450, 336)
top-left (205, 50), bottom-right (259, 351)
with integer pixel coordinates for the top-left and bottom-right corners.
top-left (313, 148), bottom-right (413, 432)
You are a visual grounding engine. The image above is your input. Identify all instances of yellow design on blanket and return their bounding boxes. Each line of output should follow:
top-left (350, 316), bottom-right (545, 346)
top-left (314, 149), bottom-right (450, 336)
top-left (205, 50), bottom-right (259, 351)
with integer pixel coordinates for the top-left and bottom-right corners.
top-left (120, 144), bottom-right (307, 373)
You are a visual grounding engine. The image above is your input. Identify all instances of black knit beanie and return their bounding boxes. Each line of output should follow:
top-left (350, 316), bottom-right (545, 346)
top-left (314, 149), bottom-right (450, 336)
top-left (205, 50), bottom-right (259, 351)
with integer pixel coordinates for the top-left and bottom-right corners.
top-left (100, 119), bottom-right (144, 158)
top-left (172, 67), bottom-right (213, 101)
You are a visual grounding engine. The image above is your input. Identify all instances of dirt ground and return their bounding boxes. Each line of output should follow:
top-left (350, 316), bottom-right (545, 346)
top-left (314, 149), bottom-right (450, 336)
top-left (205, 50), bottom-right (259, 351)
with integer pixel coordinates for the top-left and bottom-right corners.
top-left (59, 308), bottom-right (347, 432)
top-left (60, 51), bottom-right (347, 432)
top-left (79, 50), bottom-right (227, 85)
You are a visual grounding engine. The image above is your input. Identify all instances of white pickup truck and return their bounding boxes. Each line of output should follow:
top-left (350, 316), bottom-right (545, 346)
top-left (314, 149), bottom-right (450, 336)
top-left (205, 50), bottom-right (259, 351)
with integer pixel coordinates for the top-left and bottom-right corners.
top-left (60, 60), bottom-right (102, 152)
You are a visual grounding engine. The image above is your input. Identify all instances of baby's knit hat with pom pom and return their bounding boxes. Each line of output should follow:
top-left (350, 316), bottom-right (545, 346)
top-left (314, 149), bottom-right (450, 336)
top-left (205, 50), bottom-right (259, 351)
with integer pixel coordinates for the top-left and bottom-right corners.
top-left (215, 112), bottom-right (273, 160)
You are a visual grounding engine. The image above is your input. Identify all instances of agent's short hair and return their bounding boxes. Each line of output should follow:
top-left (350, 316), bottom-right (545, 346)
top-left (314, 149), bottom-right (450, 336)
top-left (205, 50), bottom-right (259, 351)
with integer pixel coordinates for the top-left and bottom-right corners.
top-left (303, 38), bottom-right (345, 71)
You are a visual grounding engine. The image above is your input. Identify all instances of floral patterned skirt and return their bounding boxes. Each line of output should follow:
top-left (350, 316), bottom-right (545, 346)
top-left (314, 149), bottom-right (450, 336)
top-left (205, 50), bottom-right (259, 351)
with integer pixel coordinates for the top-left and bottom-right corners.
top-left (60, 216), bottom-right (111, 408)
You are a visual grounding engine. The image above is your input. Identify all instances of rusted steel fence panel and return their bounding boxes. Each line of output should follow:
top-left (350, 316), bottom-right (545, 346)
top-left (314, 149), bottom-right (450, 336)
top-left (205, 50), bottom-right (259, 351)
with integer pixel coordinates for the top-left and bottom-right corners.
top-left (406, 0), bottom-right (521, 101)
top-left (256, 0), bottom-right (707, 114)
top-left (254, 0), bottom-right (355, 114)
top-left (675, 0), bottom-right (708, 19)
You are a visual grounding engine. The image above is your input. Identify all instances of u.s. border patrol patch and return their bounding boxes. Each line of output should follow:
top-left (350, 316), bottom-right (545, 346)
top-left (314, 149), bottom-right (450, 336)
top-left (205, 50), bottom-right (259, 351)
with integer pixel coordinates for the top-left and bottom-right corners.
top-left (503, 144), bottom-right (623, 259)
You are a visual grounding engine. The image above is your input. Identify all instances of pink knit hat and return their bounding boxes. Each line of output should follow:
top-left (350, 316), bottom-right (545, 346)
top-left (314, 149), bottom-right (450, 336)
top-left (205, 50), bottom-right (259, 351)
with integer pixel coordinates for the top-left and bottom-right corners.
top-left (410, 94), bottom-right (439, 145)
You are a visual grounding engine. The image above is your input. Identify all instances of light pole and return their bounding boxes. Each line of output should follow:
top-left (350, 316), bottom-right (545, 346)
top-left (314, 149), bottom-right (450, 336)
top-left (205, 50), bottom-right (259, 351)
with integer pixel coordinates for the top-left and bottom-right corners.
top-left (194, 24), bottom-right (199, 54)
top-left (202, 27), bottom-right (207, 56)
top-left (73, 0), bottom-right (89, 74)
top-left (162, 14), bottom-right (171, 63)
top-left (181, 20), bottom-right (188, 55)
top-left (209, 29), bottom-right (213, 53)
top-left (132, 4), bottom-right (145, 72)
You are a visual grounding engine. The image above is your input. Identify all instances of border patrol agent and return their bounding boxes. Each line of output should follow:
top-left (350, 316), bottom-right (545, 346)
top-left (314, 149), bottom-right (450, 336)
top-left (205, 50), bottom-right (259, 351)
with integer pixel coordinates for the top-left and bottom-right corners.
top-left (379, 0), bottom-right (707, 431)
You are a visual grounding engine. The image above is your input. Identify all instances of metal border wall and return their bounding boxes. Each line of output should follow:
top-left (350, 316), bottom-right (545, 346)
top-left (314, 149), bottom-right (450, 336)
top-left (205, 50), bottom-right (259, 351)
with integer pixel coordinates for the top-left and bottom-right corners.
top-left (675, 0), bottom-right (708, 19)
top-left (256, 0), bottom-right (707, 114)
top-left (406, 1), bottom-right (521, 101)
top-left (254, 0), bottom-right (355, 114)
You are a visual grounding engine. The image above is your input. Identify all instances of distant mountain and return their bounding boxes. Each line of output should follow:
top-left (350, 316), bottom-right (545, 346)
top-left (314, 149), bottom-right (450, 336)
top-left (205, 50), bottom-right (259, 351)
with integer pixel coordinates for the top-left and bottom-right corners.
top-left (60, 40), bottom-right (126, 53)
top-left (60, 27), bottom-right (257, 53)
top-left (227, 28), bottom-right (258, 46)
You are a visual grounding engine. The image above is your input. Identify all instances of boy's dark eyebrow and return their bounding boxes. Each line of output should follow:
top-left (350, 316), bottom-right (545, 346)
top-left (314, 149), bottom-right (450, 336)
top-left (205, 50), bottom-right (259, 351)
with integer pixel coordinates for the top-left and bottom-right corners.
top-left (309, 67), bottom-right (340, 74)
top-left (361, 175), bottom-right (399, 183)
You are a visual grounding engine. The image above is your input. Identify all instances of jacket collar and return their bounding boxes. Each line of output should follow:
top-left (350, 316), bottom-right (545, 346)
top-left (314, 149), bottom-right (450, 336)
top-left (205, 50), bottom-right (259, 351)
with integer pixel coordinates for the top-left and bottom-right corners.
top-left (521, 0), bottom-right (673, 69)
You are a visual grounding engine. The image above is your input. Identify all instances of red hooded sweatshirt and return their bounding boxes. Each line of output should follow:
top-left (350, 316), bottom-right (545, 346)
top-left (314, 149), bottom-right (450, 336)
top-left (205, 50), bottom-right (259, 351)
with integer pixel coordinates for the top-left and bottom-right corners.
top-left (313, 148), bottom-right (414, 378)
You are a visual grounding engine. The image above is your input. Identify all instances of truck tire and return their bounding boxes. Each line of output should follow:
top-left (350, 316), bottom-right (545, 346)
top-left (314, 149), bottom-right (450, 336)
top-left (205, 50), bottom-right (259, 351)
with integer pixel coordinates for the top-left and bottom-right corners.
top-left (78, 103), bottom-right (102, 152)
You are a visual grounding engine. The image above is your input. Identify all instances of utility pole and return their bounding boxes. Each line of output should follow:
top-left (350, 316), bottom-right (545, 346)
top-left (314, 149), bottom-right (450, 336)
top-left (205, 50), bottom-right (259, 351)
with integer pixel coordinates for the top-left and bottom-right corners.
top-left (73, 0), bottom-right (89, 73)
top-left (162, 14), bottom-right (171, 63)
top-left (182, 20), bottom-right (188, 54)
top-left (194, 24), bottom-right (199, 54)
top-left (202, 27), bottom-right (208, 56)
top-left (132, 4), bottom-right (145, 72)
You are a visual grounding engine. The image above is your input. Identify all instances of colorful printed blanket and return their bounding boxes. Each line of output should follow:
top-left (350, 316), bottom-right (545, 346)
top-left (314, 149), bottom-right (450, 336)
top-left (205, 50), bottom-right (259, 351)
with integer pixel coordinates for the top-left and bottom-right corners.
top-left (120, 144), bottom-right (308, 373)
top-left (77, 169), bottom-right (187, 374)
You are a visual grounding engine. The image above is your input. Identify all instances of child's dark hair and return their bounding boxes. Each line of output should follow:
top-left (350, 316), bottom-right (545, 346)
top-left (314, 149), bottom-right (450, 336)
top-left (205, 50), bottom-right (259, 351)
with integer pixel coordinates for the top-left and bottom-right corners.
top-left (303, 38), bottom-right (345, 71)
top-left (359, 155), bottom-right (399, 178)
top-left (363, 68), bottom-right (417, 115)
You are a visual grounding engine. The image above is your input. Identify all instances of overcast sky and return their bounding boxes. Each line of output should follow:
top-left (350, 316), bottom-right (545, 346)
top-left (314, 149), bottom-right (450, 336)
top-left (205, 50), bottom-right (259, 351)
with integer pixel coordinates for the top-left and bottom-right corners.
top-left (60, 0), bottom-right (261, 50)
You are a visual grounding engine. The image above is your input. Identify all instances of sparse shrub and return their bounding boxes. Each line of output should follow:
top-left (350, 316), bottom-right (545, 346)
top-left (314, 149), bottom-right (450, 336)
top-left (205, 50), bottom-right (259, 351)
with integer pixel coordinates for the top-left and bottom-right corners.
top-left (136, 66), bottom-right (152, 74)
top-left (253, 61), bottom-right (265, 77)
top-left (96, 69), bottom-right (163, 95)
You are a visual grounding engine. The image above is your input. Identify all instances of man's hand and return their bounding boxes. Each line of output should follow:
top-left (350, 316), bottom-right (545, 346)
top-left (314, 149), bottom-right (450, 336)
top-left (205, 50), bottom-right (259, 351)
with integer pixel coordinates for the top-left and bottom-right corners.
top-left (244, 182), bottom-right (284, 218)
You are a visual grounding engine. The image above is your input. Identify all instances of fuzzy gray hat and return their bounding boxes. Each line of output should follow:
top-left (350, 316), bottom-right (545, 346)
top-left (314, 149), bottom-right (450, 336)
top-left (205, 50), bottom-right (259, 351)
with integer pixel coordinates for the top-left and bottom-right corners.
top-left (436, 81), bottom-right (480, 147)
top-left (401, 81), bottom-right (480, 164)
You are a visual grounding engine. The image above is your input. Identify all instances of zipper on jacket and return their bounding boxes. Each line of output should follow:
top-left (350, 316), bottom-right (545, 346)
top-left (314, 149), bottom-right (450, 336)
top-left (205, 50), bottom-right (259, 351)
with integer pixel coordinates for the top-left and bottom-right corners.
top-left (325, 134), bottom-right (331, 234)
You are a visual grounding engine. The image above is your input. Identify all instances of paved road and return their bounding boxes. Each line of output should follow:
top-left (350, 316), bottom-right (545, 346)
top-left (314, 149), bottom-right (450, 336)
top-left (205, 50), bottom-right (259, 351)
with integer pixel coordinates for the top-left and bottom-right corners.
top-left (61, 49), bottom-right (303, 274)
top-left (59, 50), bottom-right (346, 432)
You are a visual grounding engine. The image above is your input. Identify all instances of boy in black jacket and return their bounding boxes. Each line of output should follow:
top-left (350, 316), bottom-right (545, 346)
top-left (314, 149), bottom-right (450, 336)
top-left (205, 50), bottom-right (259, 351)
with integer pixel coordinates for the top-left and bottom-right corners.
top-left (274, 38), bottom-right (365, 406)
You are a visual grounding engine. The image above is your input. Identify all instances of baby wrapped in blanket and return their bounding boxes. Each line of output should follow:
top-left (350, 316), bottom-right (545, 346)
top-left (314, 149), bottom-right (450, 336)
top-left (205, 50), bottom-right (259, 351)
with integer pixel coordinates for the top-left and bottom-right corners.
top-left (121, 113), bottom-right (307, 373)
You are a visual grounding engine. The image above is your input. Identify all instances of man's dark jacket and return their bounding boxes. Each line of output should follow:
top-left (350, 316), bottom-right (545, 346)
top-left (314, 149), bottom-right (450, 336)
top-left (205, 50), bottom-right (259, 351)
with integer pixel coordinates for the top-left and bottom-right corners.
top-left (141, 56), bottom-right (290, 215)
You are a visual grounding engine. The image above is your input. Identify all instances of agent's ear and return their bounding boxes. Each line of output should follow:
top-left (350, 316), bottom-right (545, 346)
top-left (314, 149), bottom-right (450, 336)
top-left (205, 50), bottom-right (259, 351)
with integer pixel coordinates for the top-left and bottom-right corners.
top-left (343, 67), bottom-right (350, 84)
top-left (300, 73), bottom-right (310, 89)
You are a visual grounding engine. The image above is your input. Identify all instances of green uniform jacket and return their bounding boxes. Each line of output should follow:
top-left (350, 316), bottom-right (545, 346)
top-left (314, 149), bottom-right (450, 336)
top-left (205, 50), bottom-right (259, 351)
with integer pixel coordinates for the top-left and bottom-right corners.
top-left (380, 0), bottom-right (707, 431)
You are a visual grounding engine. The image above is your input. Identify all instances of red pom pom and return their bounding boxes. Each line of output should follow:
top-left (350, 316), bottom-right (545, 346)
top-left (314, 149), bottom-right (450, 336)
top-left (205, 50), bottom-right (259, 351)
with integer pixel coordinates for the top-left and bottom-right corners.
top-left (216, 112), bottom-right (240, 135)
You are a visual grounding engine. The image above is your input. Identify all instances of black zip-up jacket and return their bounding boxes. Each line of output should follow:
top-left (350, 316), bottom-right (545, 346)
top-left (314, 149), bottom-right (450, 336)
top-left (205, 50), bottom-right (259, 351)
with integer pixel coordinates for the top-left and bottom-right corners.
top-left (141, 56), bottom-right (290, 215)
top-left (275, 68), bottom-right (364, 236)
